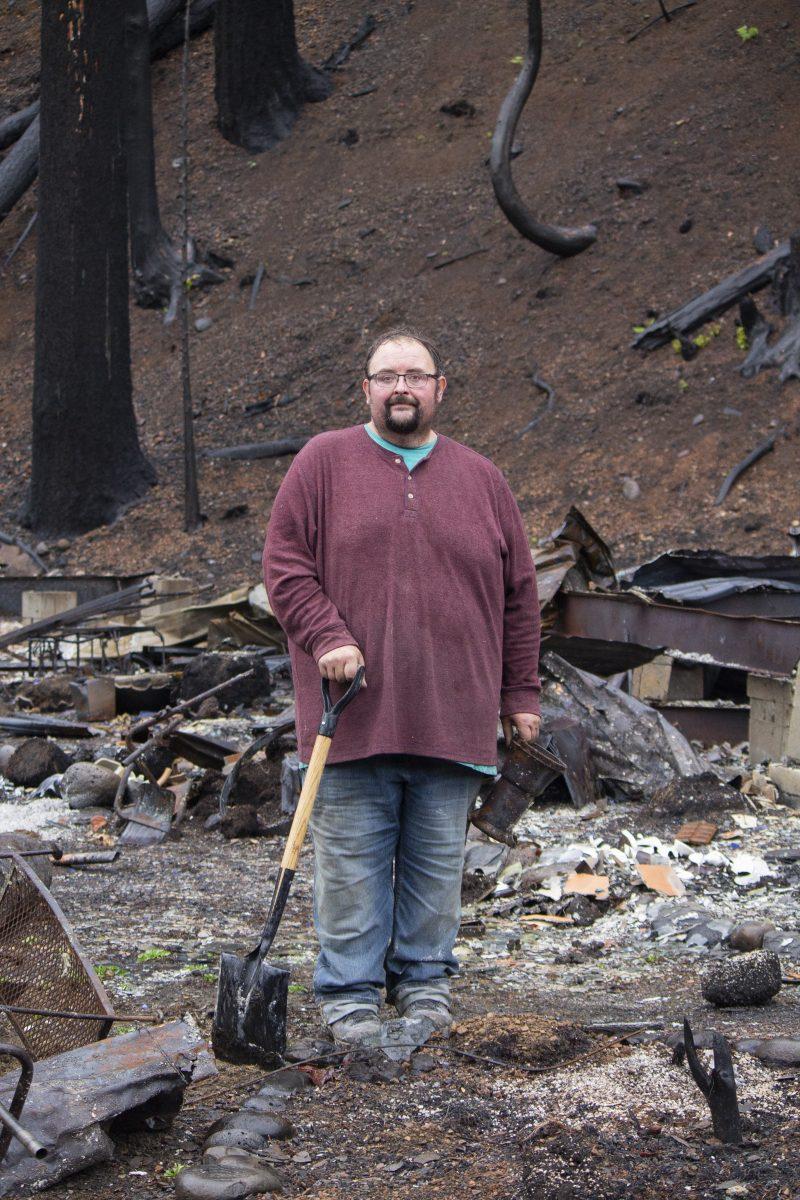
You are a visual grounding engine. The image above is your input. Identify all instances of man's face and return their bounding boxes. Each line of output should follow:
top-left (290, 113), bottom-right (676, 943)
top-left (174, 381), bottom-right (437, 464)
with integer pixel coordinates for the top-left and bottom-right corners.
top-left (362, 338), bottom-right (446, 442)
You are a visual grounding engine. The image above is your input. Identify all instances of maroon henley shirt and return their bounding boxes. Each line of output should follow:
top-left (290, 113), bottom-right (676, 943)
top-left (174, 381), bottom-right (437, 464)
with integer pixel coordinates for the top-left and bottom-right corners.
top-left (263, 424), bottom-right (541, 767)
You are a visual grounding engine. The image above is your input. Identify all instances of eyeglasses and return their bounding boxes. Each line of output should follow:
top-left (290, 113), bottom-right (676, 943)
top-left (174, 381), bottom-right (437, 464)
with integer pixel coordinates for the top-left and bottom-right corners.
top-left (367, 370), bottom-right (439, 390)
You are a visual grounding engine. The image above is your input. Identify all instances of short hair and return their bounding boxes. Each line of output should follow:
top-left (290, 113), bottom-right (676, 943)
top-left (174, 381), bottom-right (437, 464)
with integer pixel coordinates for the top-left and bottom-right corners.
top-left (364, 327), bottom-right (444, 377)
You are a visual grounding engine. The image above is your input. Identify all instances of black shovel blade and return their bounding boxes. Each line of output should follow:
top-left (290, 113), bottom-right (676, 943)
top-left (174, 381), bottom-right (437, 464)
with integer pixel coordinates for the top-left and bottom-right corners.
top-left (119, 783), bottom-right (173, 846)
top-left (212, 952), bottom-right (289, 1068)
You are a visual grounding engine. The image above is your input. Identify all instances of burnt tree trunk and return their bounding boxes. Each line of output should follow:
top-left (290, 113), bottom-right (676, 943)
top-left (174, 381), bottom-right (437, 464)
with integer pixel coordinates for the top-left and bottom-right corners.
top-left (27, 0), bottom-right (155, 537)
top-left (124, 0), bottom-right (182, 308)
top-left (215, 0), bottom-right (331, 153)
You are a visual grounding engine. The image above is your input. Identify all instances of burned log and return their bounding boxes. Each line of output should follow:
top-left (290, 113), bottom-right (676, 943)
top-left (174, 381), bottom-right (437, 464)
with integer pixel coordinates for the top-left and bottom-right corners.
top-left (0, 121), bottom-right (39, 222)
top-left (632, 241), bottom-right (789, 350)
top-left (204, 436), bottom-right (310, 460)
top-left (323, 14), bottom-right (378, 71)
top-left (0, 102), bottom-right (39, 152)
top-left (489, 0), bottom-right (596, 257)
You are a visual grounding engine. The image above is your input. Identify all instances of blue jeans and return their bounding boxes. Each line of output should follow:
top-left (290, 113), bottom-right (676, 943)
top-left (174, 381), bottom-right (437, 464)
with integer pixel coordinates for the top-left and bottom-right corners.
top-left (308, 755), bottom-right (482, 1025)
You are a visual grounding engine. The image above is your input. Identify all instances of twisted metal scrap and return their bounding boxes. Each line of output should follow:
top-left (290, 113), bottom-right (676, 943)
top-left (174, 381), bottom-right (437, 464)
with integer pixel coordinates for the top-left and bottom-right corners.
top-left (490, 0), bottom-right (597, 257)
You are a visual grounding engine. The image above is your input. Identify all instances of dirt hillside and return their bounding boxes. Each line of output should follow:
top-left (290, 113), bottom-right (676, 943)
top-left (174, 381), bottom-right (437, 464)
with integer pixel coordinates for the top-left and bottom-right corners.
top-left (1, 0), bottom-right (798, 587)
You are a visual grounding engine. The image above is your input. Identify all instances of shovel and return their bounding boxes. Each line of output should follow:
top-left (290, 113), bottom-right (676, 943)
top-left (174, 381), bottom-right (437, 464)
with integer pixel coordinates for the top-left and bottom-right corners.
top-left (212, 667), bottom-right (364, 1068)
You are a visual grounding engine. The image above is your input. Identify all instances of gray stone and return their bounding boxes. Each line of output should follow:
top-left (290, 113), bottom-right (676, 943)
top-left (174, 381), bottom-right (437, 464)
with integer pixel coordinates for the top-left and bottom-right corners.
top-left (736, 1037), bottom-right (800, 1067)
top-left (284, 1037), bottom-right (334, 1063)
top-left (210, 1112), bottom-right (294, 1141)
top-left (194, 316), bottom-right (213, 332)
top-left (257, 1068), bottom-right (312, 1095)
top-left (622, 477), bottom-right (641, 501)
top-left (62, 761), bottom-right (119, 809)
top-left (763, 930), bottom-right (800, 960)
top-left (241, 1095), bottom-right (286, 1115)
top-left (727, 920), bottom-right (775, 952)
top-left (175, 1162), bottom-right (283, 1199)
top-left (701, 949), bottom-right (782, 1007)
top-left (4, 738), bottom-right (71, 787)
top-left (205, 1128), bottom-right (268, 1152)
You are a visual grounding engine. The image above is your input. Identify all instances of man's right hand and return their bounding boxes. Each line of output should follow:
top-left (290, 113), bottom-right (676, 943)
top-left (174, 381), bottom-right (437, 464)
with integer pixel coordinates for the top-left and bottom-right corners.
top-left (317, 645), bottom-right (366, 686)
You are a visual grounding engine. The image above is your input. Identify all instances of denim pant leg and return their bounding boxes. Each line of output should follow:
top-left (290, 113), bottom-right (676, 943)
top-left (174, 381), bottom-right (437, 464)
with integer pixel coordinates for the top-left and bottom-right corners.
top-left (309, 759), bottom-right (402, 1023)
top-left (386, 759), bottom-right (482, 1009)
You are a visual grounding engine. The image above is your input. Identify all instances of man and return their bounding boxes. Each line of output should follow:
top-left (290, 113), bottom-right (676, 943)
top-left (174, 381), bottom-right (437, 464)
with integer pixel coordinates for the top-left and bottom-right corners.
top-left (264, 328), bottom-right (541, 1044)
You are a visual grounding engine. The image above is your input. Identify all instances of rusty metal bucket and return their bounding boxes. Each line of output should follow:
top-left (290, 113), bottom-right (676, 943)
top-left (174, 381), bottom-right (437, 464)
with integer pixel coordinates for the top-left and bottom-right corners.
top-left (470, 734), bottom-right (566, 845)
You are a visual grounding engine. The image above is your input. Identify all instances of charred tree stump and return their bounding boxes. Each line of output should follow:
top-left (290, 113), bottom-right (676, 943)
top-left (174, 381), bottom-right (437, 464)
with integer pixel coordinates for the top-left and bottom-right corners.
top-left (682, 1019), bottom-right (742, 1144)
top-left (215, 0), bottom-right (332, 153)
top-left (489, 0), bottom-right (596, 258)
top-left (26, 0), bottom-right (155, 537)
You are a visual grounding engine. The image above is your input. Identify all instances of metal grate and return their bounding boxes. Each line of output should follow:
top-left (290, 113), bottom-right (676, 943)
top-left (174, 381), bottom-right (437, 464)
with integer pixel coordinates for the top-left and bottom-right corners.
top-left (0, 855), bottom-right (113, 1070)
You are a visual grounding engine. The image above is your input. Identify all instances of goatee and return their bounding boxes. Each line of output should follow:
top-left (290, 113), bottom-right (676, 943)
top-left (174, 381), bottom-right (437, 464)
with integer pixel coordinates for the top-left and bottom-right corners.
top-left (384, 400), bottom-right (420, 434)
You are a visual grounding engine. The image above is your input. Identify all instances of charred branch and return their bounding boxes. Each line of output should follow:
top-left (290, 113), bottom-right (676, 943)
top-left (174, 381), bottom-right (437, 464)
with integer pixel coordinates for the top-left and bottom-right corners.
top-left (150, 0), bottom-right (216, 60)
top-left (323, 14), bottom-right (377, 71)
top-left (714, 429), bottom-right (782, 506)
top-left (627, 0), bottom-right (697, 43)
top-left (489, 0), bottom-right (597, 258)
top-left (0, 102), bottom-right (39, 152)
top-left (682, 1018), bottom-right (742, 1144)
top-left (632, 241), bottom-right (790, 350)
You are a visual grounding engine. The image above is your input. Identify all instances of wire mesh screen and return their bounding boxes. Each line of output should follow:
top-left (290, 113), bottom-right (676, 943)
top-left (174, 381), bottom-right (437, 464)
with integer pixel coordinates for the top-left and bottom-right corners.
top-left (0, 855), bottom-right (113, 1070)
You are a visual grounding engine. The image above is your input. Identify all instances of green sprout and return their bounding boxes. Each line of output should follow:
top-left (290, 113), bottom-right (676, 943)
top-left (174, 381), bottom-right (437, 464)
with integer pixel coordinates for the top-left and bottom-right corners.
top-left (163, 1162), bottom-right (189, 1181)
top-left (137, 947), bottom-right (171, 964)
top-left (736, 325), bottom-right (749, 351)
top-left (736, 25), bottom-right (758, 41)
top-left (510, 54), bottom-right (524, 65)
top-left (95, 963), bottom-right (130, 980)
top-left (288, 982), bottom-right (307, 994)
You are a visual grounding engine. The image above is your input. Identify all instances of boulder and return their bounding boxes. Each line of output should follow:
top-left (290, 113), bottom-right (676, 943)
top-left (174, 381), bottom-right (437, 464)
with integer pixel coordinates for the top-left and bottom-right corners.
top-left (701, 949), bottom-right (782, 1007)
top-left (175, 1162), bottom-right (283, 1199)
top-left (736, 1037), bottom-right (800, 1067)
top-left (62, 762), bottom-right (120, 809)
top-left (179, 653), bottom-right (271, 711)
top-left (4, 738), bottom-right (72, 788)
top-left (727, 920), bottom-right (775, 952)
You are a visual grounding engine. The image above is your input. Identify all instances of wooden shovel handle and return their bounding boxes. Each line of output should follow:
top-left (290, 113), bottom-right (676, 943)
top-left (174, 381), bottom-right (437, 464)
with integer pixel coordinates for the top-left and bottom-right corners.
top-left (279, 733), bottom-right (331, 872)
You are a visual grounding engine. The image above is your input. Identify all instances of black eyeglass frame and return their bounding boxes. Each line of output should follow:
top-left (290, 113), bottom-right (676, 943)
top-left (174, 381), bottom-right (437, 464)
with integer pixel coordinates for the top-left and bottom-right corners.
top-left (366, 371), bottom-right (440, 387)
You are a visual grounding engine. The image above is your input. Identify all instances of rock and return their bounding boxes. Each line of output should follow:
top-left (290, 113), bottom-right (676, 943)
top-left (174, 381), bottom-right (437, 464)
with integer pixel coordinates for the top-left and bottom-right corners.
top-left (4, 738), bottom-right (72, 787)
top-left (736, 1037), bottom-right (800, 1067)
top-left (284, 1038), bottom-right (334, 1064)
top-left (753, 225), bottom-right (774, 254)
top-left (679, 217), bottom-right (693, 234)
top-left (205, 1128), bottom-right (268, 1152)
top-left (62, 761), bottom-right (119, 809)
top-left (175, 1162), bottom-right (283, 1199)
top-left (616, 177), bottom-right (648, 195)
top-left (727, 920), bottom-right (775, 952)
top-left (701, 949), bottom-right (782, 1007)
top-left (621, 477), bottom-right (641, 500)
top-left (0, 743), bottom-right (15, 776)
top-left (763, 930), bottom-right (800, 960)
top-left (241, 1095), bottom-right (286, 1115)
top-left (194, 316), bottom-right (214, 332)
top-left (209, 1112), bottom-right (294, 1140)
top-left (440, 99), bottom-right (476, 118)
top-left (179, 652), bottom-right (271, 711)
top-left (767, 761), bottom-right (800, 808)
top-left (257, 1067), bottom-right (312, 1096)
top-left (410, 1052), bottom-right (437, 1073)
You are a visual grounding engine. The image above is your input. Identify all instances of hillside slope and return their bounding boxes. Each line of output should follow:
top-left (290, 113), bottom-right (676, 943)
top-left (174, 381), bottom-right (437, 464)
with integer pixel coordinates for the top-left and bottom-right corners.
top-left (1, 0), bottom-right (798, 587)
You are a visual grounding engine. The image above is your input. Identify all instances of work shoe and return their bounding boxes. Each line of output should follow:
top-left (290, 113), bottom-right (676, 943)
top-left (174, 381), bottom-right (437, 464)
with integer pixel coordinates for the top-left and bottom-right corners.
top-left (327, 1008), bottom-right (381, 1045)
top-left (399, 1000), bottom-right (453, 1036)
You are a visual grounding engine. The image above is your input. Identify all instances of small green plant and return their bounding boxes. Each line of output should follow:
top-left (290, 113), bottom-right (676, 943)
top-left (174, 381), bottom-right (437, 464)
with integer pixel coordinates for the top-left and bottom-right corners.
top-left (163, 1162), bottom-right (188, 1181)
top-left (95, 963), bottom-right (130, 980)
top-left (678, 378), bottom-right (689, 392)
top-left (288, 982), bottom-right (307, 994)
top-left (736, 24), bottom-right (758, 42)
top-left (509, 54), bottom-right (524, 65)
top-left (736, 324), bottom-right (749, 351)
top-left (137, 947), bottom-right (170, 964)
top-left (202, 971), bottom-right (217, 984)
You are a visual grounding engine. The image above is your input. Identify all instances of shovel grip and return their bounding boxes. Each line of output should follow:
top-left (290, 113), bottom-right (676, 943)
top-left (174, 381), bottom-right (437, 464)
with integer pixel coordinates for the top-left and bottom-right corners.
top-left (280, 733), bottom-right (331, 872)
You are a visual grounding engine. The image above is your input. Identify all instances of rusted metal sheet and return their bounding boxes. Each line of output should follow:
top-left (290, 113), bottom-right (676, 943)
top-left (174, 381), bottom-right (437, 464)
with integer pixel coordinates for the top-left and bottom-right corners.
top-left (554, 592), bottom-right (800, 678)
top-left (0, 1019), bottom-right (216, 1195)
top-left (652, 702), bottom-right (750, 747)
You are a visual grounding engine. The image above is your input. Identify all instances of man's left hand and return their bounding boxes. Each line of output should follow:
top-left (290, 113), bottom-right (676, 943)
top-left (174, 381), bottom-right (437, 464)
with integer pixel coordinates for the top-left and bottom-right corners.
top-left (502, 713), bottom-right (541, 746)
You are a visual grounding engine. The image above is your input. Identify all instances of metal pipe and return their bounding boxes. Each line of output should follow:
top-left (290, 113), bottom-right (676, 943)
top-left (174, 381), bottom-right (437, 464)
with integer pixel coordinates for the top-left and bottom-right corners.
top-left (0, 1100), bottom-right (48, 1159)
top-left (0, 1004), bottom-right (158, 1024)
